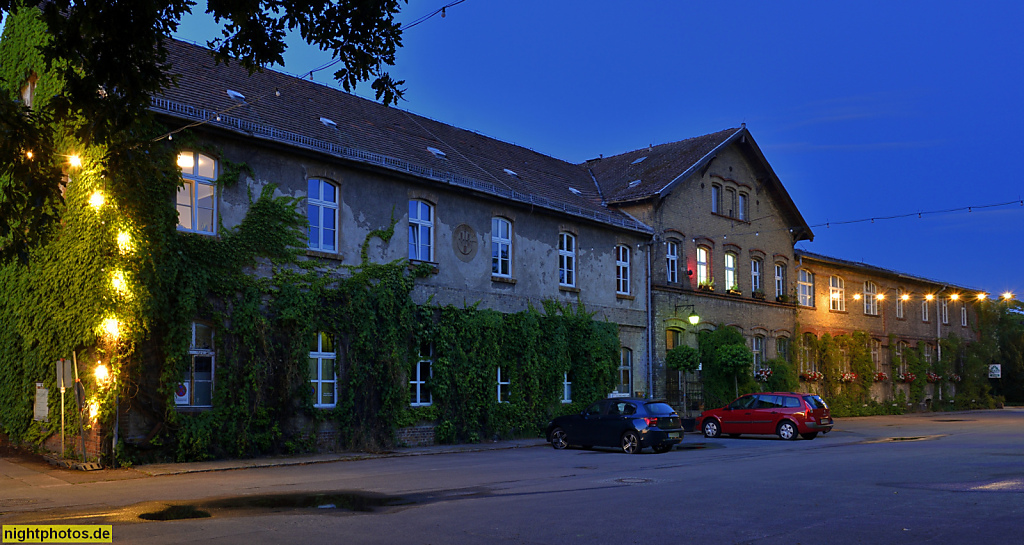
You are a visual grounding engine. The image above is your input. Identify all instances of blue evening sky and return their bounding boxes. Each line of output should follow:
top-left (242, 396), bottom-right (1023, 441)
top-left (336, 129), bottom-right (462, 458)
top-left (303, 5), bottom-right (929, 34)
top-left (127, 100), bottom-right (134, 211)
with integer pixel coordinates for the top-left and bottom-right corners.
top-left (14, 2), bottom-right (1024, 297)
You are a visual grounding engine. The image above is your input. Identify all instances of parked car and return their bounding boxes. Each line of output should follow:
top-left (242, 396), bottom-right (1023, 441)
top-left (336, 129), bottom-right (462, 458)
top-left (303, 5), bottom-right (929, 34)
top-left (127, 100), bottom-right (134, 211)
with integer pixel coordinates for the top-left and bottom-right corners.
top-left (697, 392), bottom-right (833, 440)
top-left (546, 398), bottom-right (684, 454)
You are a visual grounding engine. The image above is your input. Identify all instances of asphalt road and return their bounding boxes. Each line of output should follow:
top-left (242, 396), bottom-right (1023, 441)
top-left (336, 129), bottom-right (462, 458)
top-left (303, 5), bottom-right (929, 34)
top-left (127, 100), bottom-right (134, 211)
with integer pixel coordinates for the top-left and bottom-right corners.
top-left (2, 409), bottom-right (1023, 544)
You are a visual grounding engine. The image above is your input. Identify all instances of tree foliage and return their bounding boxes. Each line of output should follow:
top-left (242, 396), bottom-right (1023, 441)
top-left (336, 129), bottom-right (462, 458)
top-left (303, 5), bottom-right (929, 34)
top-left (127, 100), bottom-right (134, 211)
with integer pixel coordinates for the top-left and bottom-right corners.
top-left (0, 1), bottom-right (406, 261)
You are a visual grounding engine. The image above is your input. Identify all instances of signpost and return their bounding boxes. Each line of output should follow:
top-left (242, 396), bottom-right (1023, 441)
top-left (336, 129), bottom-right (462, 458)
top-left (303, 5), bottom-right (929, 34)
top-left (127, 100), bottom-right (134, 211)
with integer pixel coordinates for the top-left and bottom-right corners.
top-left (55, 358), bottom-right (74, 456)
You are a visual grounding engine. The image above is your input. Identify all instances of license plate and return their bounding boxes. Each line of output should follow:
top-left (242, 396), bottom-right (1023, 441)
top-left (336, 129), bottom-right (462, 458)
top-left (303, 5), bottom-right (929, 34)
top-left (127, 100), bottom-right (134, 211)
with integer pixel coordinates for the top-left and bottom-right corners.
top-left (667, 432), bottom-right (680, 438)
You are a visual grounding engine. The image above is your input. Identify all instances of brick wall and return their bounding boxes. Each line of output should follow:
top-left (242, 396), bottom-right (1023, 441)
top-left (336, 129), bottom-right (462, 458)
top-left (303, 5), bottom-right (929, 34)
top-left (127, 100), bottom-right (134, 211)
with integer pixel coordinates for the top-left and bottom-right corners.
top-left (396, 424), bottom-right (436, 447)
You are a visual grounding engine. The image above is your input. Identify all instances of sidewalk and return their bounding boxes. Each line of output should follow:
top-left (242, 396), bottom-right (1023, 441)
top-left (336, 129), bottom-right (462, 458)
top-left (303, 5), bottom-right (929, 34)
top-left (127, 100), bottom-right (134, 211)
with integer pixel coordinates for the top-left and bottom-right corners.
top-left (134, 438), bottom-right (548, 476)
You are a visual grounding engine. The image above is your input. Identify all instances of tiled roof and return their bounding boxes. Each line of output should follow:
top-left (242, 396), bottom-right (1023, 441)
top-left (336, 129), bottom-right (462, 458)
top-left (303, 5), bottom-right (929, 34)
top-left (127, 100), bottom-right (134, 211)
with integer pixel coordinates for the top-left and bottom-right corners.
top-left (155, 40), bottom-right (650, 233)
top-left (585, 128), bottom-right (742, 203)
top-left (796, 250), bottom-right (982, 292)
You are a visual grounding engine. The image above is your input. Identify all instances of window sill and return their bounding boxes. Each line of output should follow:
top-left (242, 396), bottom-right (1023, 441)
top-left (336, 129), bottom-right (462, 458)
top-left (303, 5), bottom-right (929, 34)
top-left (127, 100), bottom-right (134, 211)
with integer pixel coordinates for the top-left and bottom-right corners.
top-left (492, 275), bottom-right (516, 285)
top-left (829, 309), bottom-right (848, 314)
top-left (710, 212), bottom-right (751, 224)
top-left (306, 249), bottom-right (343, 261)
top-left (864, 314), bottom-right (881, 318)
top-left (616, 293), bottom-right (635, 300)
top-left (559, 285), bottom-right (580, 293)
top-left (409, 260), bottom-right (439, 274)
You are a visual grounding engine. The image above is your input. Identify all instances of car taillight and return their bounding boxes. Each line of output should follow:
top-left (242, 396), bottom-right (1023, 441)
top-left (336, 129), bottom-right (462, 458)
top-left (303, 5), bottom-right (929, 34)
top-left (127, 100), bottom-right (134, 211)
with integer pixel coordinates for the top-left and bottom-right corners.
top-left (644, 417), bottom-right (658, 428)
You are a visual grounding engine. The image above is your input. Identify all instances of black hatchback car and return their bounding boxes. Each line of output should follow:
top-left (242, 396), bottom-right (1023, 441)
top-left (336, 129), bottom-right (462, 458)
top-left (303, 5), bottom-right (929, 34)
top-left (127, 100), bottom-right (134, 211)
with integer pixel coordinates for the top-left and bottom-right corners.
top-left (546, 398), bottom-right (683, 454)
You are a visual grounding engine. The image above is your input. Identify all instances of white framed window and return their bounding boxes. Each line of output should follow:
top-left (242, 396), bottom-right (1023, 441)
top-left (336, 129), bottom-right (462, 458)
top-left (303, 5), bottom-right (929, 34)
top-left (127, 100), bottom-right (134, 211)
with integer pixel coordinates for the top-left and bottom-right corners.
top-left (752, 336), bottom-right (765, 371)
top-left (308, 332), bottom-right (337, 408)
top-left (896, 289), bottom-right (905, 319)
top-left (738, 193), bottom-right (748, 221)
top-left (666, 328), bottom-right (682, 351)
top-left (798, 269), bottom-right (814, 307)
top-left (176, 322), bottom-right (215, 407)
top-left (864, 281), bottom-right (879, 315)
top-left (666, 241), bottom-right (679, 284)
top-left (711, 184), bottom-right (721, 214)
top-left (617, 347), bottom-right (633, 395)
top-left (408, 199), bottom-right (433, 261)
top-left (922, 299), bottom-right (930, 322)
top-left (923, 343), bottom-right (934, 364)
top-left (558, 232), bottom-right (576, 287)
top-left (776, 337), bottom-right (790, 362)
top-left (411, 342), bottom-right (432, 406)
top-left (697, 246), bottom-right (710, 286)
top-left (775, 263), bottom-right (786, 299)
top-left (800, 333), bottom-right (816, 373)
top-left (870, 338), bottom-right (882, 371)
top-left (561, 372), bottom-right (572, 404)
top-left (961, 304), bottom-right (967, 326)
top-left (307, 179), bottom-right (338, 251)
top-left (725, 188), bottom-right (736, 217)
top-left (491, 217), bottom-right (512, 277)
top-left (497, 366), bottom-right (510, 403)
top-left (724, 252), bottom-right (738, 290)
top-left (751, 259), bottom-right (762, 292)
top-left (616, 244), bottom-right (630, 295)
top-left (941, 298), bottom-right (949, 324)
top-left (176, 151), bottom-right (217, 234)
top-left (829, 276), bottom-right (845, 311)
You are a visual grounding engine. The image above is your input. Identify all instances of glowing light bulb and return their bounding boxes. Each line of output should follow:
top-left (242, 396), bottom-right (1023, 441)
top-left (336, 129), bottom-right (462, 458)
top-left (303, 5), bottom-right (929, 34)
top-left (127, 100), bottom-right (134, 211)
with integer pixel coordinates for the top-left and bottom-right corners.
top-left (95, 364), bottom-right (110, 384)
top-left (25, 150), bottom-right (33, 159)
top-left (89, 191), bottom-right (105, 210)
top-left (111, 270), bottom-right (128, 294)
top-left (102, 317), bottom-right (121, 338)
top-left (853, 294), bottom-right (862, 300)
top-left (876, 294), bottom-right (885, 301)
top-left (117, 231), bottom-right (133, 254)
top-left (1003, 292), bottom-right (1014, 301)
top-left (68, 155), bottom-right (82, 168)
top-left (89, 401), bottom-right (99, 420)
top-left (177, 153), bottom-right (194, 169)
top-left (901, 294), bottom-right (910, 301)
top-left (925, 294), bottom-right (934, 301)
top-left (950, 294), bottom-right (959, 301)
top-left (977, 293), bottom-right (987, 301)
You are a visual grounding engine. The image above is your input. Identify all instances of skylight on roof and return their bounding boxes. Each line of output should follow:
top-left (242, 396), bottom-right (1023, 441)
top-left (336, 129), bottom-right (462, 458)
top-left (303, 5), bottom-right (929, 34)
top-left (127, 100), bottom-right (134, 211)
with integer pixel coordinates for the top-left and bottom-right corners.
top-left (631, 156), bottom-right (647, 165)
top-left (628, 180), bottom-right (641, 188)
top-left (226, 89), bottom-right (246, 102)
top-left (320, 117), bottom-right (337, 129)
top-left (569, 187), bottom-right (582, 195)
top-left (503, 168), bottom-right (518, 177)
top-left (427, 146), bottom-right (447, 159)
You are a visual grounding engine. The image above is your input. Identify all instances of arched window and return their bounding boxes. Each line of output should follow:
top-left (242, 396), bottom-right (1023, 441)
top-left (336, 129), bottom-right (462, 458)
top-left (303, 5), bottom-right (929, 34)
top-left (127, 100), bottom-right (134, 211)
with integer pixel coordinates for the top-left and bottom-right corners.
top-left (711, 184), bottom-right (721, 214)
top-left (752, 335), bottom-right (765, 371)
top-left (616, 245), bottom-right (630, 295)
top-left (176, 151), bottom-right (218, 234)
top-left (558, 232), bottom-right (576, 287)
top-left (666, 328), bottom-right (683, 351)
top-left (798, 270), bottom-right (814, 307)
top-left (408, 199), bottom-right (433, 261)
top-left (829, 276), bottom-right (845, 311)
top-left (696, 246), bottom-right (711, 287)
top-left (864, 281), bottom-right (879, 315)
top-left (618, 347), bottom-right (633, 395)
top-left (775, 263), bottom-right (786, 299)
top-left (896, 288), bottom-right (906, 319)
top-left (491, 217), bottom-right (512, 277)
top-left (724, 252), bottom-right (738, 291)
top-left (738, 193), bottom-right (748, 221)
top-left (800, 333), bottom-right (816, 373)
top-left (750, 258), bottom-right (762, 293)
top-left (666, 240), bottom-right (679, 284)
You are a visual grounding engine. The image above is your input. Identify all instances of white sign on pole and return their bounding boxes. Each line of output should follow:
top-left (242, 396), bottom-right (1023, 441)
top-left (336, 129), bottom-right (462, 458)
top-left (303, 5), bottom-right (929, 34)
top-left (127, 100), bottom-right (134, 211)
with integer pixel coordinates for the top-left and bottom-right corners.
top-left (34, 383), bottom-right (48, 422)
top-left (989, 364), bottom-right (1002, 379)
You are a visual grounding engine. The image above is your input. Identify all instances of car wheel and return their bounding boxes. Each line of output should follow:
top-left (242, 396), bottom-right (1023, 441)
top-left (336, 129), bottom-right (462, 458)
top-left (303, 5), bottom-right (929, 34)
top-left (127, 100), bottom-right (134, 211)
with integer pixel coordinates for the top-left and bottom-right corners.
top-left (800, 432), bottom-right (818, 440)
top-left (550, 427), bottom-right (569, 450)
top-left (621, 431), bottom-right (641, 454)
top-left (653, 444), bottom-right (673, 454)
top-left (777, 421), bottom-right (798, 441)
top-left (703, 419), bottom-right (721, 438)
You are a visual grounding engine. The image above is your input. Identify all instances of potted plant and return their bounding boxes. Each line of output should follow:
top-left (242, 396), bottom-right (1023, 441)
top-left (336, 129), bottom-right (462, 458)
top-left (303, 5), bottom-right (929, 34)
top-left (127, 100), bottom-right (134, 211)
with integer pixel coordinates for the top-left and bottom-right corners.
top-left (755, 367), bottom-right (773, 382)
top-left (776, 294), bottom-right (790, 303)
top-left (727, 284), bottom-right (742, 296)
top-left (839, 372), bottom-right (858, 383)
top-left (751, 289), bottom-right (766, 300)
top-left (874, 371), bottom-right (889, 382)
top-left (926, 371), bottom-right (942, 383)
top-left (697, 277), bottom-right (715, 292)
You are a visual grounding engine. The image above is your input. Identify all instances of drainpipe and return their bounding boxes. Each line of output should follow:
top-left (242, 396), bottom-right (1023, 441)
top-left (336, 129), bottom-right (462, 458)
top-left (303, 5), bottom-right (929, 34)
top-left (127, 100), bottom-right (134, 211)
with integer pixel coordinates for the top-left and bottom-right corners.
top-left (935, 285), bottom-right (947, 404)
top-left (646, 238), bottom-right (654, 400)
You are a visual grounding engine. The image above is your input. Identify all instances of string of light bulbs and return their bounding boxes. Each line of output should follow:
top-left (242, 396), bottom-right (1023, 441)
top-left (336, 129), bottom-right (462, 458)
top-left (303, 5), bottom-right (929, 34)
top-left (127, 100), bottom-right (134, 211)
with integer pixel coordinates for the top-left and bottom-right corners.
top-left (404, 0), bottom-right (468, 29)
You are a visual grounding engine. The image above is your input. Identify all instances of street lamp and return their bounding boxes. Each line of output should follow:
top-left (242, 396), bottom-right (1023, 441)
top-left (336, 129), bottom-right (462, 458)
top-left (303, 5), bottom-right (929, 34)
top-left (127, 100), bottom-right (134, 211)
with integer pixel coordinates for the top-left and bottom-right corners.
top-left (675, 304), bottom-right (700, 326)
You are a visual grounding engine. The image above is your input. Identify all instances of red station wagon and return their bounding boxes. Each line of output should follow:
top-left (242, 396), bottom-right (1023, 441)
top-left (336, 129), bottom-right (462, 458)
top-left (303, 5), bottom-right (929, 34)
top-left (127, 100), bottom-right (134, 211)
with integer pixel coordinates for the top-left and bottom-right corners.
top-left (698, 392), bottom-right (833, 440)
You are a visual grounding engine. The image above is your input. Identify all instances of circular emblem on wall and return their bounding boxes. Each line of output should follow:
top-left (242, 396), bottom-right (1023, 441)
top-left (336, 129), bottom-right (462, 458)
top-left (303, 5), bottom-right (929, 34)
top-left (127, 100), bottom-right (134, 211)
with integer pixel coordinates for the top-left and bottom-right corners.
top-left (452, 224), bottom-right (478, 262)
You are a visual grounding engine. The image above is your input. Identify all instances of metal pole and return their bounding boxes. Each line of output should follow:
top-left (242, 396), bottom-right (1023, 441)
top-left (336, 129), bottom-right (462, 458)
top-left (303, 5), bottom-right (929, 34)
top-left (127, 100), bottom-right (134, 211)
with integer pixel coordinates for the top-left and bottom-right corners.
top-left (60, 361), bottom-right (65, 457)
top-left (72, 350), bottom-right (86, 462)
top-left (646, 240), bottom-right (653, 399)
